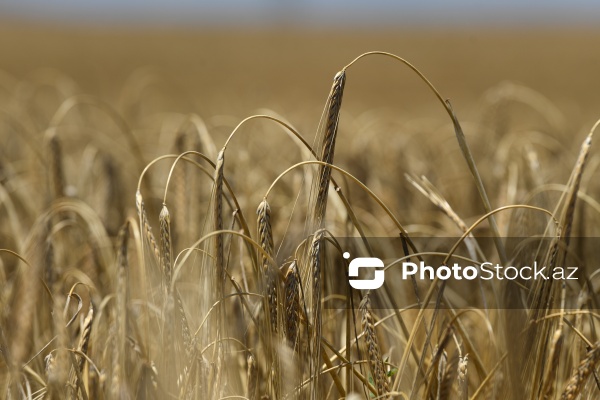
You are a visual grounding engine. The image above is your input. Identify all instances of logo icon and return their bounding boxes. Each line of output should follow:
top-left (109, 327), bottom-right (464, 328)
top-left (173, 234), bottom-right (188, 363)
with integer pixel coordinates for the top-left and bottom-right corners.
top-left (345, 252), bottom-right (385, 290)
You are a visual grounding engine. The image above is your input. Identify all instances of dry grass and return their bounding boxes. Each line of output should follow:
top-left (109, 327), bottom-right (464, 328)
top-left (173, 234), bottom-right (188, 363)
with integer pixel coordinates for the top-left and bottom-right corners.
top-left (1, 26), bottom-right (600, 400)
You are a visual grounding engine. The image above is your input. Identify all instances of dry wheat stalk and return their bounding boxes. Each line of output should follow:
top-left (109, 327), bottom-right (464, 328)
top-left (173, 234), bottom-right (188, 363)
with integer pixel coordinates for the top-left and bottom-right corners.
top-left (406, 174), bottom-right (470, 233)
top-left (313, 70), bottom-right (345, 229)
top-left (486, 370), bottom-right (504, 400)
top-left (257, 199), bottom-right (277, 333)
top-left (436, 349), bottom-right (448, 400)
top-left (211, 343), bottom-right (224, 399)
top-left (116, 220), bottom-right (129, 328)
top-left (47, 294), bottom-right (68, 399)
top-left (44, 239), bottom-right (56, 291)
top-left (112, 221), bottom-right (130, 399)
top-left (210, 149), bottom-right (226, 398)
top-left (561, 343), bottom-right (600, 400)
top-left (173, 134), bottom-right (188, 243)
top-left (562, 133), bottom-right (592, 244)
top-left (162, 293), bottom-right (177, 396)
top-left (534, 135), bottom-right (592, 328)
top-left (531, 228), bottom-right (562, 312)
top-left (541, 328), bottom-right (563, 399)
top-left (309, 232), bottom-right (323, 399)
top-left (360, 294), bottom-right (389, 399)
top-left (99, 154), bottom-right (124, 235)
top-left (8, 229), bottom-right (44, 384)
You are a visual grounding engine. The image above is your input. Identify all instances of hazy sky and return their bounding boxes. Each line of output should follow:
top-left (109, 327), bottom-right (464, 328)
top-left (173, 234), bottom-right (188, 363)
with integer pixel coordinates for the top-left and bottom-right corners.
top-left (2, 0), bottom-right (600, 27)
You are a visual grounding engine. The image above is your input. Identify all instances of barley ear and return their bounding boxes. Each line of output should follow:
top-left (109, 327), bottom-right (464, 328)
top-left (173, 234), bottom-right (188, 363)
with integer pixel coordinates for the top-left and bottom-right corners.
top-left (48, 132), bottom-right (66, 199)
top-left (159, 204), bottom-right (173, 290)
top-left (257, 199), bottom-right (277, 333)
top-left (457, 354), bottom-right (469, 400)
top-left (213, 149), bottom-right (225, 294)
top-left (561, 343), bottom-right (600, 400)
top-left (360, 294), bottom-right (389, 399)
top-left (136, 190), bottom-right (160, 262)
top-left (313, 70), bottom-right (346, 228)
top-left (284, 262), bottom-right (300, 349)
top-left (247, 354), bottom-right (257, 400)
top-left (69, 305), bottom-right (94, 398)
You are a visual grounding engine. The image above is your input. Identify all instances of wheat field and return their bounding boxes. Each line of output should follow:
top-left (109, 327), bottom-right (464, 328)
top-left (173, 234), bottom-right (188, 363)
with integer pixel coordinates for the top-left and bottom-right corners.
top-left (1, 25), bottom-right (600, 399)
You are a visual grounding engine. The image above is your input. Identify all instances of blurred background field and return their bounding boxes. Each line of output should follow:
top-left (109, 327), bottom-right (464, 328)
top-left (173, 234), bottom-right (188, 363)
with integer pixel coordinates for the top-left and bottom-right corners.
top-left (2, 23), bottom-right (600, 124)
top-left (2, 21), bottom-right (599, 223)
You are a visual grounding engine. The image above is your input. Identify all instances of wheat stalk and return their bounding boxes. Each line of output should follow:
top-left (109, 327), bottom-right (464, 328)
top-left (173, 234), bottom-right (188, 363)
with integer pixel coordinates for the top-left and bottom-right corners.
top-left (47, 293), bottom-right (68, 399)
top-left (561, 132), bottom-right (592, 251)
top-left (112, 221), bottom-right (130, 398)
top-left (309, 232), bottom-right (323, 399)
top-left (436, 349), bottom-right (449, 400)
top-left (541, 328), bottom-right (563, 399)
top-left (210, 149), bottom-right (226, 398)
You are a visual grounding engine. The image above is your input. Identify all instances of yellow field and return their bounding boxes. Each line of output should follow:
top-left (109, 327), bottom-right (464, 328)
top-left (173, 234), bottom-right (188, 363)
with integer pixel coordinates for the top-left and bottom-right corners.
top-left (1, 24), bottom-right (600, 399)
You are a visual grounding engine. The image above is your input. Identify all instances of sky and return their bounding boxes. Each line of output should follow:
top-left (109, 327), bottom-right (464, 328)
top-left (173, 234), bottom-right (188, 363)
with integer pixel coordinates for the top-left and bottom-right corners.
top-left (2, 0), bottom-right (600, 28)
